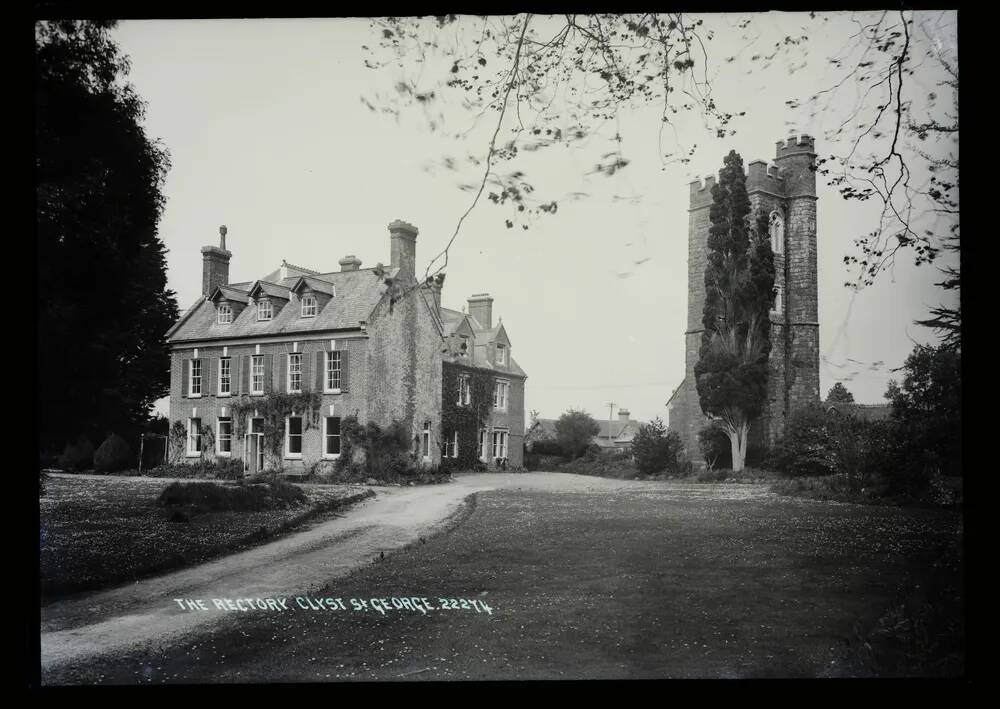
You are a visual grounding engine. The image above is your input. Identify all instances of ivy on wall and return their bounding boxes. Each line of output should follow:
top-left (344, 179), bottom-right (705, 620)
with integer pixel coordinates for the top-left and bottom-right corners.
top-left (229, 390), bottom-right (322, 470)
top-left (441, 362), bottom-right (494, 469)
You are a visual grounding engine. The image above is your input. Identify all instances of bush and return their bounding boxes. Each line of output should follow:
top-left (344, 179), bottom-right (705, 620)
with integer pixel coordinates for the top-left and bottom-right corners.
top-left (94, 432), bottom-right (134, 473)
top-left (156, 480), bottom-right (306, 514)
top-left (57, 435), bottom-right (94, 471)
top-left (769, 406), bottom-right (837, 477)
top-left (529, 439), bottom-right (565, 457)
top-left (144, 457), bottom-right (246, 480)
top-left (555, 409), bottom-right (601, 460)
top-left (632, 418), bottom-right (681, 476)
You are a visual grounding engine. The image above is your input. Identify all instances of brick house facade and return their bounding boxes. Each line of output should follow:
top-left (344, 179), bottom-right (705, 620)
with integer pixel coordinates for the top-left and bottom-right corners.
top-left (166, 220), bottom-right (526, 473)
top-left (668, 136), bottom-right (820, 463)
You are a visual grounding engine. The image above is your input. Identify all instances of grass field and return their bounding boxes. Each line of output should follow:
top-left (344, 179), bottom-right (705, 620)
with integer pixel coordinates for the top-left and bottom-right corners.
top-left (39, 475), bottom-right (373, 601)
top-left (50, 483), bottom-right (962, 682)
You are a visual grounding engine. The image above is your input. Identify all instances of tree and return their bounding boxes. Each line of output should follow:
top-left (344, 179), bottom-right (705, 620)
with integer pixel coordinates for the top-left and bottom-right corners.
top-left (885, 343), bottom-right (961, 479)
top-left (36, 21), bottom-right (178, 452)
top-left (555, 409), bottom-right (600, 460)
top-left (826, 382), bottom-right (855, 404)
top-left (363, 12), bottom-right (956, 289)
top-left (693, 150), bottom-right (775, 473)
top-left (631, 417), bottom-right (680, 476)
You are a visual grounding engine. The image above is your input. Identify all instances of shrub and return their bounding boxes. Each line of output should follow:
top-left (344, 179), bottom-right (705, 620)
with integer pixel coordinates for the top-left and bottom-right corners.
top-left (529, 439), bottom-right (565, 457)
top-left (94, 433), bottom-right (134, 473)
top-left (156, 480), bottom-right (306, 514)
top-left (631, 417), bottom-right (681, 475)
top-left (144, 457), bottom-right (245, 480)
top-left (555, 409), bottom-right (600, 460)
top-left (769, 406), bottom-right (837, 477)
top-left (57, 435), bottom-right (94, 471)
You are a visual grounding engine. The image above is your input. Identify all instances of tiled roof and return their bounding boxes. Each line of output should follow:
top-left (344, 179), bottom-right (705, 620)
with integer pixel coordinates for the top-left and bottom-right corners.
top-left (290, 275), bottom-right (336, 296)
top-left (529, 417), bottom-right (644, 444)
top-left (248, 280), bottom-right (292, 300)
top-left (168, 267), bottom-right (390, 343)
top-left (440, 307), bottom-right (467, 335)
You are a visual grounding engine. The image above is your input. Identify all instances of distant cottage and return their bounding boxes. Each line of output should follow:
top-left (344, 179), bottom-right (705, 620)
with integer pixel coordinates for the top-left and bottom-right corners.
top-left (527, 408), bottom-right (645, 453)
top-left (166, 220), bottom-right (526, 474)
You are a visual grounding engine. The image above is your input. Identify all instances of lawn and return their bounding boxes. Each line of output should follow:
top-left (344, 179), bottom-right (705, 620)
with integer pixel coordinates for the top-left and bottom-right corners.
top-left (51, 483), bottom-right (962, 682)
top-left (39, 475), bottom-right (373, 601)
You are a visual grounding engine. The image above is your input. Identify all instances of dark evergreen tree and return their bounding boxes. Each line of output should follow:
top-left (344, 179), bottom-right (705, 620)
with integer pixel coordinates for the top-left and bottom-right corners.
top-left (694, 150), bottom-right (775, 472)
top-left (36, 21), bottom-right (178, 452)
top-left (826, 382), bottom-right (855, 404)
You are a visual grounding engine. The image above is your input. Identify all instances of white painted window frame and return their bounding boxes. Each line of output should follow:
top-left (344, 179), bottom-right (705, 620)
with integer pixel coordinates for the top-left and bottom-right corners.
top-left (217, 417), bottom-right (233, 457)
top-left (322, 416), bottom-right (341, 459)
top-left (189, 359), bottom-right (202, 397)
top-left (251, 355), bottom-right (265, 395)
top-left (218, 357), bottom-right (231, 396)
top-left (285, 415), bottom-right (303, 459)
top-left (287, 353), bottom-right (302, 393)
top-left (325, 350), bottom-right (342, 393)
top-left (494, 378), bottom-right (509, 412)
top-left (301, 294), bottom-right (317, 318)
top-left (217, 303), bottom-right (232, 324)
top-left (257, 298), bottom-right (273, 321)
top-left (187, 417), bottom-right (202, 457)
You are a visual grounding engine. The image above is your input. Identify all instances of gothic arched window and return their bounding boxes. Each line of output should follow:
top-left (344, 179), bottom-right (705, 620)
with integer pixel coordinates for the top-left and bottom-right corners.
top-left (769, 211), bottom-right (784, 254)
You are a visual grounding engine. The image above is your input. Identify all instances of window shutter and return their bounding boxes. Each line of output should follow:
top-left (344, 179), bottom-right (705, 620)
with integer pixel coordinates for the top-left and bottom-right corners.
top-left (264, 353), bottom-right (274, 393)
top-left (301, 350), bottom-right (311, 392)
top-left (340, 349), bottom-right (350, 392)
top-left (278, 353), bottom-right (287, 393)
top-left (208, 357), bottom-right (217, 396)
top-left (315, 351), bottom-right (325, 391)
top-left (241, 355), bottom-right (250, 394)
top-left (181, 358), bottom-right (189, 398)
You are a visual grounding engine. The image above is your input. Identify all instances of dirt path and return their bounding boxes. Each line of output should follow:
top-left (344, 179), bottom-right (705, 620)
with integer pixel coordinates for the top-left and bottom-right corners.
top-left (40, 473), bottom-right (772, 674)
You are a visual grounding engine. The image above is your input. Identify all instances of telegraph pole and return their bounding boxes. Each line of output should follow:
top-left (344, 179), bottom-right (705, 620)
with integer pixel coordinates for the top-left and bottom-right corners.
top-left (607, 402), bottom-right (615, 444)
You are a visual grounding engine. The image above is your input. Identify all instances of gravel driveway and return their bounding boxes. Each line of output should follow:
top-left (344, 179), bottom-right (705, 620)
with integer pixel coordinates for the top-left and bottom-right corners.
top-left (39, 473), bottom-right (773, 676)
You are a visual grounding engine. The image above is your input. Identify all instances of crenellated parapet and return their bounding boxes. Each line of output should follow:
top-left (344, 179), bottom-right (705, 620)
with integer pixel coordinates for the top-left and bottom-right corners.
top-left (688, 174), bottom-right (718, 210)
top-left (746, 160), bottom-right (786, 196)
top-left (775, 134), bottom-right (816, 159)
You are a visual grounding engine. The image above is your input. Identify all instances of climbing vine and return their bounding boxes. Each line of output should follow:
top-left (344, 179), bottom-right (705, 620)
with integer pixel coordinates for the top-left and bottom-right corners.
top-left (229, 390), bottom-right (322, 470)
top-left (441, 362), bottom-right (494, 470)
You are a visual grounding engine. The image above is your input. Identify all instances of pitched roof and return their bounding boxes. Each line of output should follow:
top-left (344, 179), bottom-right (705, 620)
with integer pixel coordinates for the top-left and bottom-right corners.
top-left (167, 267), bottom-right (390, 343)
top-left (528, 418), bottom-right (644, 444)
top-left (289, 275), bottom-right (336, 296)
top-left (247, 280), bottom-right (292, 300)
top-left (824, 402), bottom-right (893, 421)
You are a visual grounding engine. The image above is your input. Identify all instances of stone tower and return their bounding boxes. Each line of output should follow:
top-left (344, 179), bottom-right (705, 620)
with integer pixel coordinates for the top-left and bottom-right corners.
top-left (668, 135), bottom-right (820, 463)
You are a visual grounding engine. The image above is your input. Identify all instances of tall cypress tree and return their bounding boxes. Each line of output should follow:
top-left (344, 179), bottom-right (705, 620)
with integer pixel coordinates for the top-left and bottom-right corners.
top-left (36, 21), bottom-right (178, 452)
top-left (694, 150), bottom-right (775, 472)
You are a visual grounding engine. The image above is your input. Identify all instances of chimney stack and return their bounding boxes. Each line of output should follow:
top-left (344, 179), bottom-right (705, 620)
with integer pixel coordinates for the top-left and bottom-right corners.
top-left (339, 255), bottom-right (362, 272)
top-left (388, 219), bottom-right (418, 279)
top-left (201, 225), bottom-right (232, 297)
top-left (467, 293), bottom-right (493, 329)
top-left (618, 409), bottom-right (630, 421)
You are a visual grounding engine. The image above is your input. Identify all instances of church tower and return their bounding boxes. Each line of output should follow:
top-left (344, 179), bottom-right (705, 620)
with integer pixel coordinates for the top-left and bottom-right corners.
top-left (667, 135), bottom-right (820, 463)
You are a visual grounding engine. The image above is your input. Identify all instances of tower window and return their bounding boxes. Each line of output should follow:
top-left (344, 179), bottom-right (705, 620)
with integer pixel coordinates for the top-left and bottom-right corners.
top-left (769, 211), bottom-right (784, 254)
top-left (772, 285), bottom-right (784, 315)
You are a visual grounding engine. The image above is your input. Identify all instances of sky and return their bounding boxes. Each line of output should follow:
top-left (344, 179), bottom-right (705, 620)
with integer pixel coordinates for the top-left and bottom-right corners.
top-left (111, 12), bottom-right (959, 424)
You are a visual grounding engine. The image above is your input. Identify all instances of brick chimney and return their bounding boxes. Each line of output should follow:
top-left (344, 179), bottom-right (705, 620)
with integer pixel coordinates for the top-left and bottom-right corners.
top-left (201, 225), bottom-right (232, 297)
top-left (388, 219), bottom-right (418, 279)
top-left (618, 409), bottom-right (630, 421)
top-left (339, 255), bottom-right (362, 272)
top-left (468, 293), bottom-right (493, 329)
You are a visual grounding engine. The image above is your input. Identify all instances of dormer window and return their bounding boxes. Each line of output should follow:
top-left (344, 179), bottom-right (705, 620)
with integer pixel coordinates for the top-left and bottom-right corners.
top-left (257, 298), bottom-right (273, 321)
top-left (496, 343), bottom-right (507, 366)
top-left (217, 303), bottom-right (232, 325)
top-left (301, 294), bottom-right (317, 318)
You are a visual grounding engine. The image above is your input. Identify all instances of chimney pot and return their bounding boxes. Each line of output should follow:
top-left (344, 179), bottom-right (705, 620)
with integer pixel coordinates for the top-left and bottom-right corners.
top-left (339, 255), bottom-right (362, 272)
top-left (201, 225), bottom-right (232, 297)
top-left (388, 220), bottom-right (418, 278)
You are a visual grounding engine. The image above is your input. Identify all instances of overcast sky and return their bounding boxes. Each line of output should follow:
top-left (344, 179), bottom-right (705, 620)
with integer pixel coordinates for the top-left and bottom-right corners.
top-left (112, 12), bottom-right (958, 424)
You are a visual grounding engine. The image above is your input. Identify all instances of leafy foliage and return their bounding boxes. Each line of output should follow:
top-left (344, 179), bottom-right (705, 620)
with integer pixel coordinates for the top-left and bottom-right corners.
top-left (694, 150), bottom-right (775, 471)
top-left (825, 382), bottom-right (855, 403)
top-left (886, 343), bottom-right (961, 479)
top-left (769, 405), bottom-right (838, 477)
top-left (229, 391), bottom-right (322, 471)
top-left (555, 409), bottom-right (600, 460)
top-left (145, 458), bottom-right (246, 480)
top-left (441, 362), bottom-right (494, 469)
top-left (58, 435), bottom-right (95, 471)
top-left (157, 480), bottom-right (307, 514)
top-left (631, 417), bottom-right (681, 475)
top-left (94, 432), bottom-right (134, 473)
top-left (36, 21), bottom-right (178, 451)
top-left (334, 416), bottom-right (428, 482)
